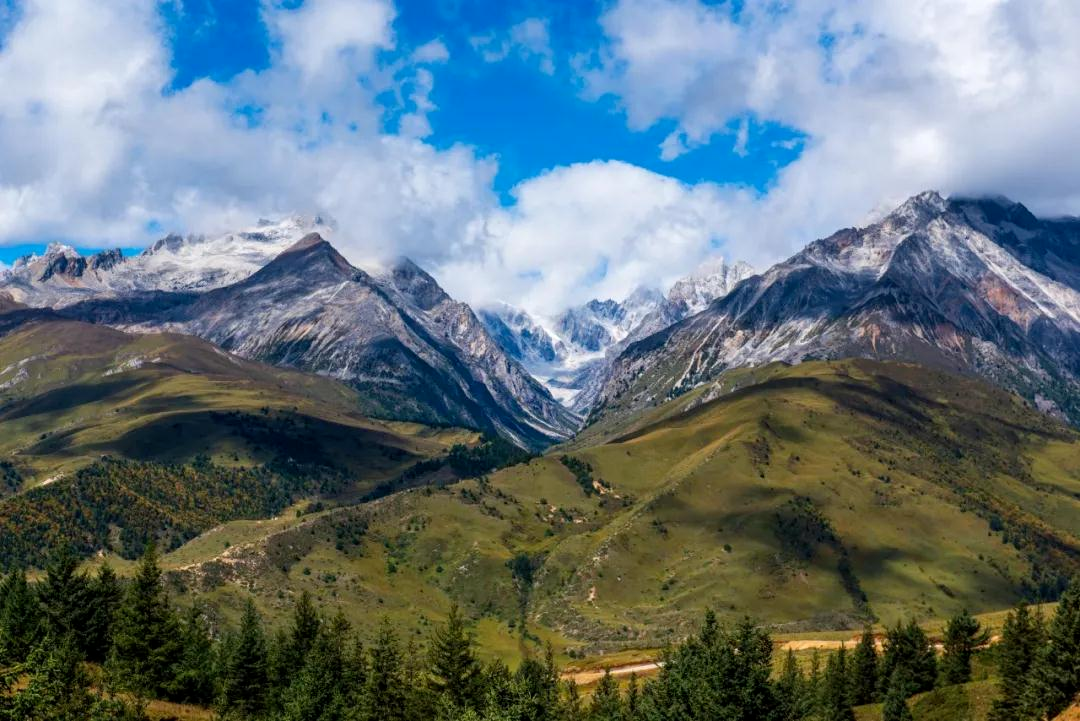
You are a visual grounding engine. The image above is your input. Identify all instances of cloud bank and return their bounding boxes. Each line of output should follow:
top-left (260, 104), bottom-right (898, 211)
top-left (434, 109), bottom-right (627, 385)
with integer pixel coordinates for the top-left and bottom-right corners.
top-left (1, 0), bottom-right (1080, 317)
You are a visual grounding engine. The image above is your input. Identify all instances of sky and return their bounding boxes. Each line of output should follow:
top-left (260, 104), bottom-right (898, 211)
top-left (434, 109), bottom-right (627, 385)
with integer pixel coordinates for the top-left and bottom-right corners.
top-left (1, 0), bottom-right (1079, 315)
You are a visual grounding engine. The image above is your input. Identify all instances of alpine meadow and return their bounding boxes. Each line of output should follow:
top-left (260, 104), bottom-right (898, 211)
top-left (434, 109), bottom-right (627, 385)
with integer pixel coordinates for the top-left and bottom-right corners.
top-left (1, 1), bottom-right (1080, 720)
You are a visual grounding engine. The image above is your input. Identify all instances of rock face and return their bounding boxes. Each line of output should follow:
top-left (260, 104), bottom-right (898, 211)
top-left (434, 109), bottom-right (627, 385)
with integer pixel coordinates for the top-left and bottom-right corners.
top-left (479, 258), bottom-right (755, 412)
top-left (63, 235), bottom-right (578, 449)
top-left (595, 191), bottom-right (1080, 424)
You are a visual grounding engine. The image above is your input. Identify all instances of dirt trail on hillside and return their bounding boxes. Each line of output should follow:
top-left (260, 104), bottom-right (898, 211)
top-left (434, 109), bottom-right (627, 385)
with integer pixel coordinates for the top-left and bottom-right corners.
top-left (562, 635), bottom-right (1000, 686)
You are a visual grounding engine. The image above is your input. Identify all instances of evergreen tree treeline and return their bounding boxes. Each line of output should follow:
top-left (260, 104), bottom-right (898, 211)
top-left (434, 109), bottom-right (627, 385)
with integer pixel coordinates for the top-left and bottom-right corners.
top-left (0, 545), bottom-right (1077, 720)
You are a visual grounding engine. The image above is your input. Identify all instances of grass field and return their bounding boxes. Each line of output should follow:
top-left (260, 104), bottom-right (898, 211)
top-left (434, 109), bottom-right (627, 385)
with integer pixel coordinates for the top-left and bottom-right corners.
top-left (141, 359), bottom-right (1080, 668)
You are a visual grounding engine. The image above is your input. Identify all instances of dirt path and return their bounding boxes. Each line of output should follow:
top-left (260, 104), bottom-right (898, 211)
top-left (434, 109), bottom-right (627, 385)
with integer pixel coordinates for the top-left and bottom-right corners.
top-left (562, 634), bottom-right (1002, 686)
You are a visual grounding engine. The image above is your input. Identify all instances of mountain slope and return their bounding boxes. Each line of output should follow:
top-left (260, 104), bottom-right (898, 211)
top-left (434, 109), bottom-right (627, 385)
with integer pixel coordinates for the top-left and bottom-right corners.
top-left (0, 315), bottom-right (466, 485)
top-left (596, 192), bottom-right (1080, 423)
top-left (63, 236), bottom-right (578, 449)
top-left (164, 360), bottom-right (1080, 654)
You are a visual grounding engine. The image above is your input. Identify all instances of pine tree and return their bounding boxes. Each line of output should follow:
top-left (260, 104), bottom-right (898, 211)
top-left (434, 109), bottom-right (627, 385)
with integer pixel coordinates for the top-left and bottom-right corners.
top-left (0, 569), bottom-right (42, 664)
top-left (881, 666), bottom-right (916, 721)
top-left (6, 636), bottom-right (94, 721)
top-left (279, 615), bottom-right (351, 721)
top-left (625, 672), bottom-right (640, 721)
top-left (989, 602), bottom-right (1046, 721)
top-left (939, 609), bottom-right (989, 686)
top-left (37, 547), bottom-right (93, 653)
top-left (428, 604), bottom-right (481, 711)
top-left (217, 599), bottom-right (269, 719)
top-left (363, 619), bottom-right (407, 721)
top-left (776, 649), bottom-right (808, 721)
top-left (880, 621), bottom-right (936, 695)
top-left (84, 564), bottom-right (123, 663)
top-left (820, 647), bottom-right (855, 721)
top-left (167, 604), bottom-right (216, 705)
top-left (285, 590), bottom-right (322, 674)
top-left (562, 679), bottom-right (585, 721)
top-left (1022, 580), bottom-right (1080, 720)
top-left (848, 627), bottom-right (879, 705)
top-left (589, 670), bottom-right (623, 721)
top-left (107, 543), bottom-right (183, 698)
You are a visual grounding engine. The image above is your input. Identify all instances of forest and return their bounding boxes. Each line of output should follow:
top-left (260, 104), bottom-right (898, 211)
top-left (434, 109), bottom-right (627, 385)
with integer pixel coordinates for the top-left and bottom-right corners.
top-left (0, 545), bottom-right (1077, 721)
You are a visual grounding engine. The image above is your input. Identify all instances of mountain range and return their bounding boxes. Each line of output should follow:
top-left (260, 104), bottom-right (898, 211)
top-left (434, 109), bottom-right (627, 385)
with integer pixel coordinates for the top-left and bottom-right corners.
top-left (2, 190), bottom-right (1080, 658)
top-left (595, 192), bottom-right (1080, 425)
top-left (5, 191), bottom-right (1080, 447)
top-left (478, 257), bottom-right (755, 411)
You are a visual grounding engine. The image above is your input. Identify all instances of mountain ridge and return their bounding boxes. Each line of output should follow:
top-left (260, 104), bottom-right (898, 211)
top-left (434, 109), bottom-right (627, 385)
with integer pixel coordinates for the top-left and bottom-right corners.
top-left (593, 191), bottom-right (1080, 425)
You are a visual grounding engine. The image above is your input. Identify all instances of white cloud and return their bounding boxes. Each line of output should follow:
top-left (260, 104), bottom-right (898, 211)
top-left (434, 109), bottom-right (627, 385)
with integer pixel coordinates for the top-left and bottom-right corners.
top-left (0, 0), bottom-right (493, 266)
top-left (470, 17), bottom-right (555, 75)
top-left (435, 161), bottom-right (753, 316)
top-left (3, 0), bottom-right (1080, 322)
top-left (579, 0), bottom-right (1080, 265)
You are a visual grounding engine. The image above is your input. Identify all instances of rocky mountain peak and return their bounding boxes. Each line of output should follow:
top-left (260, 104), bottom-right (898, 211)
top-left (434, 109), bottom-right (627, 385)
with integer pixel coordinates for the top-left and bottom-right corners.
top-left (379, 257), bottom-right (450, 311)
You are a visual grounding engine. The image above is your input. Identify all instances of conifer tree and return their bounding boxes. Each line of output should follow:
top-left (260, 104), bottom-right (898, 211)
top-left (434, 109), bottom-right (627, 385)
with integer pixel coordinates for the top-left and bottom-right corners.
top-left (217, 599), bottom-right (269, 719)
top-left (37, 547), bottom-right (93, 652)
top-left (168, 604), bottom-right (215, 705)
top-left (279, 615), bottom-right (351, 721)
top-left (880, 621), bottom-right (936, 695)
top-left (285, 590), bottom-right (322, 674)
top-left (0, 569), bottom-right (42, 663)
top-left (625, 672), bottom-right (640, 721)
top-left (562, 679), bottom-right (584, 721)
top-left (84, 564), bottom-right (123, 663)
top-left (848, 627), bottom-right (879, 705)
top-left (881, 666), bottom-right (916, 721)
top-left (363, 619), bottom-right (407, 721)
top-left (819, 647), bottom-right (855, 721)
top-left (589, 669), bottom-right (623, 721)
top-left (776, 649), bottom-right (808, 721)
top-left (429, 604), bottom-right (481, 711)
top-left (989, 602), bottom-right (1046, 721)
top-left (107, 543), bottom-right (183, 698)
top-left (1022, 580), bottom-right (1080, 720)
top-left (939, 609), bottom-right (988, 686)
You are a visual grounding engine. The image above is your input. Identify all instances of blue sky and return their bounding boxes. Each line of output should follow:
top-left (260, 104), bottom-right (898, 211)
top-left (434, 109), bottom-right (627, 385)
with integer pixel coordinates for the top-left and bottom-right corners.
top-left (0, 0), bottom-right (803, 267)
top-left (1, 0), bottom-right (1078, 313)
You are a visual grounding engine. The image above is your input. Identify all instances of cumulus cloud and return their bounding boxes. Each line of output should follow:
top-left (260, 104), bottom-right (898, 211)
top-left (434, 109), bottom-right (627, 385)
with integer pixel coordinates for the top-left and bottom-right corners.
top-left (0, 0), bottom-right (493, 265)
top-left (580, 0), bottom-right (1080, 263)
top-left (435, 161), bottom-right (753, 316)
top-left (470, 18), bottom-right (556, 75)
top-left (3, 0), bottom-right (1080, 320)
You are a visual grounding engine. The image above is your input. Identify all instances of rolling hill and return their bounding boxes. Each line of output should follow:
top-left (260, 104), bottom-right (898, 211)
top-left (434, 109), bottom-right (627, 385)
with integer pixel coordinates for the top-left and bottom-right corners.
top-left (153, 359), bottom-right (1080, 660)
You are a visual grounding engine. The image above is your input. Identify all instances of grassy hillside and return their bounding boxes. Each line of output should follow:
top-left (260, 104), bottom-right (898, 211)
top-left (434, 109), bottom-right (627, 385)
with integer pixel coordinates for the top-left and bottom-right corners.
top-left (155, 359), bottom-right (1080, 663)
top-left (0, 320), bottom-right (472, 486)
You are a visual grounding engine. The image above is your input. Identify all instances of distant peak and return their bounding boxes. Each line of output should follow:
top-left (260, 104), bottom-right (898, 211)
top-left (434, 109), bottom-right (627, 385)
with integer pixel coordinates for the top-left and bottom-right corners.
top-left (282, 232), bottom-right (328, 254)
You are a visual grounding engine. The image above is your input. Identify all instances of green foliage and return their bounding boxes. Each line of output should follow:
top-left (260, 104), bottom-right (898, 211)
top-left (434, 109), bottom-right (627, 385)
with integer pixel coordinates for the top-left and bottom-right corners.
top-left (882, 666), bottom-right (917, 721)
top-left (558, 455), bottom-right (608, 497)
top-left (588, 670), bottom-right (623, 721)
top-left (637, 612), bottom-right (777, 720)
top-left (881, 620), bottom-right (937, 696)
top-left (988, 602), bottom-right (1046, 721)
top-left (939, 609), bottom-right (989, 686)
top-left (107, 544), bottom-right (184, 699)
top-left (1021, 578), bottom-right (1080, 719)
top-left (0, 635), bottom-right (145, 721)
top-left (447, 437), bottom-right (532, 478)
top-left (819, 646), bottom-right (855, 721)
top-left (217, 599), bottom-right (270, 719)
top-left (0, 568), bottom-right (42, 663)
top-left (428, 604), bottom-right (481, 711)
top-left (848, 626), bottom-right (879, 705)
top-left (0, 456), bottom-right (347, 567)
